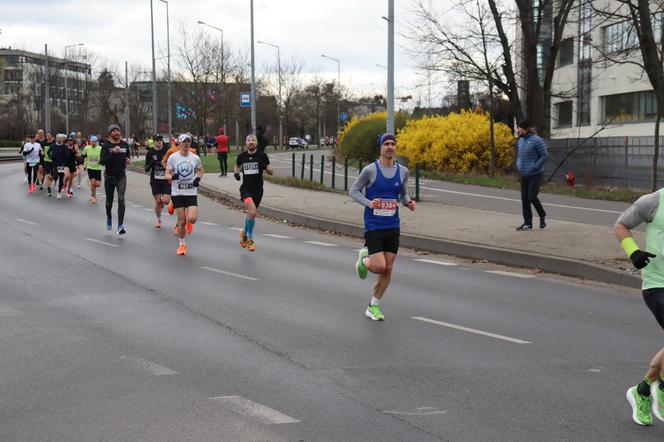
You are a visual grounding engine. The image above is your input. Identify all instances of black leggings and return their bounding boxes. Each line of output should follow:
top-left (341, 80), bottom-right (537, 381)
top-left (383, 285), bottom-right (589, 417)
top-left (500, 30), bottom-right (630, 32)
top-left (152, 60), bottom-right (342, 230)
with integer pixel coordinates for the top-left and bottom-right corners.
top-left (104, 174), bottom-right (127, 224)
top-left (52, 171), bottom-right (65, 192)
top-left (26, 165), bottom-right (38, 185)
top-left (218, 153), bottom-right (228, 175)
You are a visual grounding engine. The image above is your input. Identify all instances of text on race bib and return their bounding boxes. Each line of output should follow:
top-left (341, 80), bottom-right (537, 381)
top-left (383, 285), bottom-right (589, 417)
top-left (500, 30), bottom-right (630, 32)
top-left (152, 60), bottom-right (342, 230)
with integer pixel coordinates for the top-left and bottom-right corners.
top-left (88, 158), bottom-right (98, 164)
top-left (243, 162), bottom-right (259, 175)
top-left (373, 199), bottom-right (398, 217)
top-left (154, 169), bottom-right (166, 179)
top-left (178, 182), bottom-right (194, 190)
top-left (57, 166), bottom-right (65, 173)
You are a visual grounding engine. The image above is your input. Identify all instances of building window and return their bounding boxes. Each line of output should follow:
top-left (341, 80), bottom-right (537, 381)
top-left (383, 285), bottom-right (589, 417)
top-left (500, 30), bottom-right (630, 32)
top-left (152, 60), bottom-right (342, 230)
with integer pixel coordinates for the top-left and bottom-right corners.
top-left (577, 0), bottom-right (592, 126)
top-left (603, 15), bottom-right (663, 54)
top-left (601, 90), bottom-right (657, 124)
top-left (555, 101), bottom-right (573, 128)
top-left (558, 38), bottom-right (574, 66)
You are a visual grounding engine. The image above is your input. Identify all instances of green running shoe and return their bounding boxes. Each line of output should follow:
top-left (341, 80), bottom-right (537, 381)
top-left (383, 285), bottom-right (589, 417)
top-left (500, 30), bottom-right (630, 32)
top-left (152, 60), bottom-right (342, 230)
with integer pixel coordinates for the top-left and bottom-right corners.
top-left (356, 248), bottom-right (369, 279)
top-left (627, 386), bottom-right (653, 426)
top-left (365, 304), bottom-right (384, 321)
top-left (651, 381), bottom-right (664, 422)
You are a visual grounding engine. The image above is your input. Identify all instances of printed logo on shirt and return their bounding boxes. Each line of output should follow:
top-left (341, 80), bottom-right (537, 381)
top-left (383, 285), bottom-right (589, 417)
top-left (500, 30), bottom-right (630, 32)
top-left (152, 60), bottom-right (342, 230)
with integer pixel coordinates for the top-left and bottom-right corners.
top-left (176, 160), bottom-right (194, 178)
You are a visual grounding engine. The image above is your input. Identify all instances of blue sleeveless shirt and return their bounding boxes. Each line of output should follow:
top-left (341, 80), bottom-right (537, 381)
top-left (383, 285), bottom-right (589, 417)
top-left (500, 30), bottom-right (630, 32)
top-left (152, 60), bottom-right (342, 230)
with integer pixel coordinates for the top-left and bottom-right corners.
top-left (364, 161), bottom-right (402, 233)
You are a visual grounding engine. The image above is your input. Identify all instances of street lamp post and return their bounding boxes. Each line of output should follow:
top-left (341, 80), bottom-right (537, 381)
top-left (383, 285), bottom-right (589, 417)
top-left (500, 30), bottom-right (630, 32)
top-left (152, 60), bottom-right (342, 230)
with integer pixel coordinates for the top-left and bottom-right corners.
top-left (257, 40), bottom-right (282, 148)
top-left (321, 54), bottom-right (341, 139)
top-left (250, 0), bottom-right (257, 134)
top-left (150, 0), bottom-right (158, 134)
top-left (198, 20), bottom-right (224, 136)
top-left (44, 44), bottom-right (50, 132)
top-left (64, 43), bottom-right (84, 135)
top-left (386, 0), bottom-right (395, 134)
top-left (160, 0), bottom-right (172, 137)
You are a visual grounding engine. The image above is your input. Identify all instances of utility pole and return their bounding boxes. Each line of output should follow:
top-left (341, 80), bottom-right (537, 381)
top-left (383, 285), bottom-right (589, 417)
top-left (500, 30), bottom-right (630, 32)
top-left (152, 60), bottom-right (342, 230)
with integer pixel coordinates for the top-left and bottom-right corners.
top-left (321, 54), bottom-right (341, 138)
top-left (250, 0), bottom-right (257, 134)
top-left (386, 0), bottom-right (395, 133)
top-left (125, 61), bottom-right (130, 137)
top-left (161, 0), bottom-right (172, 137)
top-left (257, 40), bottom-right (282, 148)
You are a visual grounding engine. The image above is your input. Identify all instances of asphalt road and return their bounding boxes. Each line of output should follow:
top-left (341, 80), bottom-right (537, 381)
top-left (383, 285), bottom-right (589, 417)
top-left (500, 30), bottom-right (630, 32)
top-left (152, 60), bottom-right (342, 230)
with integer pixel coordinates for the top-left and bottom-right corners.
top-left (269, 149), bottom-right (632, 227)
top-left (0, 163), bottom-right (661, 441)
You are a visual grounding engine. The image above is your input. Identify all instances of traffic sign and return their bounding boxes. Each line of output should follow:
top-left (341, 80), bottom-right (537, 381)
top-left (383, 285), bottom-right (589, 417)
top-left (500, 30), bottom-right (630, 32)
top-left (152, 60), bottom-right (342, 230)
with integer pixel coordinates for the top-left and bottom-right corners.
top-left (240, 92), bottom-right (251, 107)
top-left (339, 111), bottom-right (349, 122)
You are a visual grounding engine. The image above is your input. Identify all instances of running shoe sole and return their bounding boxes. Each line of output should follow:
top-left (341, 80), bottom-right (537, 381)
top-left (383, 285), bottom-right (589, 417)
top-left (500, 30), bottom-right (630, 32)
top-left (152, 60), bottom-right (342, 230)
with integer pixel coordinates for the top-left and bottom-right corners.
top-left (652, 382), bottom-right (664, 422)
top-left (356, 248), bottom-right (369, 279)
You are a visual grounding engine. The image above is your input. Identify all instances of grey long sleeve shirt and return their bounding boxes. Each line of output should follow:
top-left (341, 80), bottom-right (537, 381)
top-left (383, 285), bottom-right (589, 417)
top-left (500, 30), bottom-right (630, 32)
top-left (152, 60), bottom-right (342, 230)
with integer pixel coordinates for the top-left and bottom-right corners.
top-left (349, 161), bottom-right (411, 208)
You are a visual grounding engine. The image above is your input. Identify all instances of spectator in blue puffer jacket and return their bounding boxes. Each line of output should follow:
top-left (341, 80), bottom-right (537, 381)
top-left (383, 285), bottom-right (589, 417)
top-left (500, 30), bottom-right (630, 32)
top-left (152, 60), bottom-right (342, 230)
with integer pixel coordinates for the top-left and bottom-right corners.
top-left (516, 119), bottom-right (548, 231)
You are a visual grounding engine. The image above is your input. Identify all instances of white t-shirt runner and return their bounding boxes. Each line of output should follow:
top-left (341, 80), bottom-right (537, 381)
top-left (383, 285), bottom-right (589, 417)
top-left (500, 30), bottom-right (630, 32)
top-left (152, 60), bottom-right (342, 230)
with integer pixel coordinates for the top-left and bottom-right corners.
top-left (167, 151), bottom-right (202, 196)
top-left (22, 142), bottom-right (41, 166)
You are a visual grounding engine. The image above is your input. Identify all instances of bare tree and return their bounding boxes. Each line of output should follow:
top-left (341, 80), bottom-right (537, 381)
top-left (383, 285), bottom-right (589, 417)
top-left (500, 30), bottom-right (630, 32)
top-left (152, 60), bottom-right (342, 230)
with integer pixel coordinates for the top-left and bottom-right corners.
top-left (592, 0), bottom-right (664, 191)
top-left (260, 57), bottom-right (304, 140)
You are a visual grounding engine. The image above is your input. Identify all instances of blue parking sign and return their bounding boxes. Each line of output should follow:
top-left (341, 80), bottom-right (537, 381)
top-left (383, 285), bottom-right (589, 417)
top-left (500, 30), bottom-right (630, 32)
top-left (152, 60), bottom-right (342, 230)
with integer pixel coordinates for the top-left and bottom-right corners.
top-left (240, 92), bottom-right (251, 107)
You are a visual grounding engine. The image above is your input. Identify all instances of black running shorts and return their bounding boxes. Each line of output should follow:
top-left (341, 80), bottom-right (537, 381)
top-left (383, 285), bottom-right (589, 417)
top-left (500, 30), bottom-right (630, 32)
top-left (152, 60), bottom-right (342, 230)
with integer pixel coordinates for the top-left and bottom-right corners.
top-left (150, 180), bottom-right (171, 196)
top-left (240, 187), bottom-right (264, 208)
top-left (364, 228), bottom-right (400, 255)
top-left (171, 195), bottom-right (197, 209)
top-left (87, 169), bottom-right (101, 181)
top-left (644, 288), bottom-right (664, 330)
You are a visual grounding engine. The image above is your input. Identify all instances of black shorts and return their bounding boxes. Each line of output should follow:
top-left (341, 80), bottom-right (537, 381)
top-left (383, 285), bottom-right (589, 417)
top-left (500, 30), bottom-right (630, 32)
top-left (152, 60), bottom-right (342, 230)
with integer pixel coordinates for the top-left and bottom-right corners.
top-left (364, 228), bottom-right (400, 255)
top-left (171, 195), bottom-right (197, 209)
top-left (240, 187), bottom-right (264, 207)
top-left (44, 162), bottom-right (53, 175)
top-left (150, 180), bottom-right (171, 196)
top-left (67, 163), bottom-right (76, 173)
top-left (87, 169), bottom-right (102, 181)
top-left (644, 288), bottom-right (664, 330)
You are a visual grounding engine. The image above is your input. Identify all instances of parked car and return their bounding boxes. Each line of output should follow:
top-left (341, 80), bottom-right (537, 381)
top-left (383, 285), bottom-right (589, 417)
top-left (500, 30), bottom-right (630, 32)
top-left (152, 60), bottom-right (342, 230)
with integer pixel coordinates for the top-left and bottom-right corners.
top-left (288, 137), bottom-right (308, 149)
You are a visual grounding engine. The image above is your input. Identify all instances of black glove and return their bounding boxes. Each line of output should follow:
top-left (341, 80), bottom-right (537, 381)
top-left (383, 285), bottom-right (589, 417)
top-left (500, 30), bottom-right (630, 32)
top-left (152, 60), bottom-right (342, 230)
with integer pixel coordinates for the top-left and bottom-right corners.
top-left (193, 177), bottom-right (201, 187)
top-left (630, 250), bottom-right (657, 269)
top-left (171, 173), bottom-right (179, 181)
top-left (234, 172), bottom-right (241, 181)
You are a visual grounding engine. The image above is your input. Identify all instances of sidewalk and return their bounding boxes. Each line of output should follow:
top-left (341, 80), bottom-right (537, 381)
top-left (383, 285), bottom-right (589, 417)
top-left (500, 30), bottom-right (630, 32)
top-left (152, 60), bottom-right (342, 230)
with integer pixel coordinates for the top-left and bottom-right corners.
top-left (194, 171), bottom-right (642, 288)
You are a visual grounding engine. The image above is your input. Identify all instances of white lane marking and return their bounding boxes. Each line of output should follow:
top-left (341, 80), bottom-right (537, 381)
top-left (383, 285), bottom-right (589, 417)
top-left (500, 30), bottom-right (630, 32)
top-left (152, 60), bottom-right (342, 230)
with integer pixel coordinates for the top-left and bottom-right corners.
top-left (263, 233), bottom-right (293, 239)
top-left (120, 355), bottom-right (179, 376)
top-left (229, 227), bottom-right (243, 231)
top-left (419, 185), bottom-right (623, 214)
top-left (16, 218), bottom-right (38, 225)
top-left (411, 316), bottom-right (531, 344)
top-left (131, 204), bottom-right (143, 208)
top-left (143, 208), bottom-right (153, 212)
top-left (414, 258), bottom-right (458, 266)
top-left (84, 237), bottom-right (120, 248)
top-left (200, 266), bottom-right (259, 281)
top-left (0, 304), bottom-right (22, 316)
top-left (485, 270), bottom-right (535, 279)
top-left (383, 407), bottom-right (448, 416)
top-left (271, 156), bottom-right (622, 214)
top-left (200, 221), bottom-right (220, 226)
top-left (304, 241), bottom-right (337, 247)
top-left (208, 395), bottom-right (301, 424)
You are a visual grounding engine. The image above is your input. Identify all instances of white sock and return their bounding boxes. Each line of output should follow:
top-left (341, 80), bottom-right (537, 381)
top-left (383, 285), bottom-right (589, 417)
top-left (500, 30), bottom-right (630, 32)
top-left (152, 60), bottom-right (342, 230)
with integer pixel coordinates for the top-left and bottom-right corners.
top-left (179, 238), bottom-right (185, 245)
top-left (370, 297), bottom-right (380, 306)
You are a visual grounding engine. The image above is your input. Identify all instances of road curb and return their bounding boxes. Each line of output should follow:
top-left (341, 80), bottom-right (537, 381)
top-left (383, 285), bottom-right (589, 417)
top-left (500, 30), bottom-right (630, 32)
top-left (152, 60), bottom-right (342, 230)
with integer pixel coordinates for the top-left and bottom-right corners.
top-left (127, 166), bottom-right (639, 289)
top-left (194, 181), bottom-right (641, 289)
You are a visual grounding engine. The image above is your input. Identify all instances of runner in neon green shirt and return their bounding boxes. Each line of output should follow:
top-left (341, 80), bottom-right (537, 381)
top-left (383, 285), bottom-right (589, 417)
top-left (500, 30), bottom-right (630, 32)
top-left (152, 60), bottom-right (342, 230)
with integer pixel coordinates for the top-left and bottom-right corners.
top-left (82, 136), bottom-right (102, 203)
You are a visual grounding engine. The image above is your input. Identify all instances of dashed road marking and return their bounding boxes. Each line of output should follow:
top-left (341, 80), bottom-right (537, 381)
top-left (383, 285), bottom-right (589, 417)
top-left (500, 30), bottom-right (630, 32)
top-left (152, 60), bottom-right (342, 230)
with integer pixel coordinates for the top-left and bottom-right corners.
top-left (200, 221), bottom-right (220, 226)
top-left (84, 237), bottom-right (120, 248)
top-left (263, 233), bottom-right (293, 239)
top-left (411, 316), bottom-right (531, 344)
top-left (304, 241), bottom-right (337, 247)
top-left (143, 208), bottom-right (153, 212)
top-left (383, 407), bottom-right (448, 416)
top-left (208, 395), bottom-right (301, 424)
top-left (229, 227), bottom-right (243, 231)
top-left (16, 218), bottom-right (38, 225)
top-left (120, 355), bottom-right (179, 376)
top-left (200, 266), bottom-right (259, 281)
top-left (0, 304), bottom-right (23, 316)
top-left (414, 258), bottom-right (458, 266)
top-left (485, 270), bottom-right (535, 279)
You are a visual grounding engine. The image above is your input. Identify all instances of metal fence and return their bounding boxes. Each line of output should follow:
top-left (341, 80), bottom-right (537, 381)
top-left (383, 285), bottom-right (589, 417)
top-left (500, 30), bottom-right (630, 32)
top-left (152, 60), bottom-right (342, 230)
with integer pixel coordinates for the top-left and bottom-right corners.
top-left (544, 136), bottom-right (664, 190)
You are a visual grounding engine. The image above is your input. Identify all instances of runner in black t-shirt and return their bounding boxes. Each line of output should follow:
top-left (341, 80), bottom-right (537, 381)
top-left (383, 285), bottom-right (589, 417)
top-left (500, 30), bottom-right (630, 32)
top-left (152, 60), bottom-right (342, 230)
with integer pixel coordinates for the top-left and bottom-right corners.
top-left (144, 134), bottom-right (170, 228)
top-left (234, 134), bottom-right (273, 252)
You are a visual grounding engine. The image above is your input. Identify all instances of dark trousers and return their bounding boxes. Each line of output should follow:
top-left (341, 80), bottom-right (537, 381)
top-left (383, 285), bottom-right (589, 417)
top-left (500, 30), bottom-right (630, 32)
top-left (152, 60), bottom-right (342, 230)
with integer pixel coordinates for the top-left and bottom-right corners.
top-left (104, 174), bottom-right (127, 224)
top-left (520, 173), bottom-right (546, 225)
top-left (218, 153), bottom-right (228, 175)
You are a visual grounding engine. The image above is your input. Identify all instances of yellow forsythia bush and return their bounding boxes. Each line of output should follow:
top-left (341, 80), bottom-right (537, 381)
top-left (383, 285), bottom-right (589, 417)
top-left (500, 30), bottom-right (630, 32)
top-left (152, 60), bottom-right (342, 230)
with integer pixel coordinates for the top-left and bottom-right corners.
top-left (397, 111), bottom-right (515, 173)
top-left (338, 111), bottom-right (408, 161)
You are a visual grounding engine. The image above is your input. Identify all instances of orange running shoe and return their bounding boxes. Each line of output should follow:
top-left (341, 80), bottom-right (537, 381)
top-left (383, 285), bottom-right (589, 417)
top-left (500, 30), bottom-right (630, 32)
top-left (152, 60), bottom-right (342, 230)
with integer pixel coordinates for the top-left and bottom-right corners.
top-left (185, 221), bottom-right (194, 234)
top-left (176, 244), bottom-right (187, 255)
top-left (239, 229), bottom-right (248, 248)
top-left (247, 239), bottom-right (256, 252)
top-left (167, 201), bottom-right (174, 215)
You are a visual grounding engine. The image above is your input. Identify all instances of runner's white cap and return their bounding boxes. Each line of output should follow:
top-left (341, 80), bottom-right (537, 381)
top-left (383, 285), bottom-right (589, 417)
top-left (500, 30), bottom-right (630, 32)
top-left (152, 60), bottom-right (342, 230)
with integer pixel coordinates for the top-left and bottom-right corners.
top-left (178, 133), bottom-right (192, 143)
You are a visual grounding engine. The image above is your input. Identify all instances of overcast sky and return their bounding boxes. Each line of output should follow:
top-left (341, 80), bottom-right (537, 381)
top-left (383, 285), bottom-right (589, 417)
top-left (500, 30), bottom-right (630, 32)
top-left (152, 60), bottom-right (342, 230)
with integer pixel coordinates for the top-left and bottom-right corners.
top-left (2, 0), bottom-right (454, 107)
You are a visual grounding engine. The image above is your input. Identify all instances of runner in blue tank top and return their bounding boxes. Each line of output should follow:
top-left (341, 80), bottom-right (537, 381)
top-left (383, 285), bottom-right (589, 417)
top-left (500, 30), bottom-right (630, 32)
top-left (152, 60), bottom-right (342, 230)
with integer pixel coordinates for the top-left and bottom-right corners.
top-left (350, 133), bottom-right (416, 320)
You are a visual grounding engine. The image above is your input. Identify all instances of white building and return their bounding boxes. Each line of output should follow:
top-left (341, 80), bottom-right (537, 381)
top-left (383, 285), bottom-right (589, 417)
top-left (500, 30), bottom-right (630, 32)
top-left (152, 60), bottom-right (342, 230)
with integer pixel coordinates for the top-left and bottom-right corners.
top-left (548, 0), bottom-right (660, 139)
